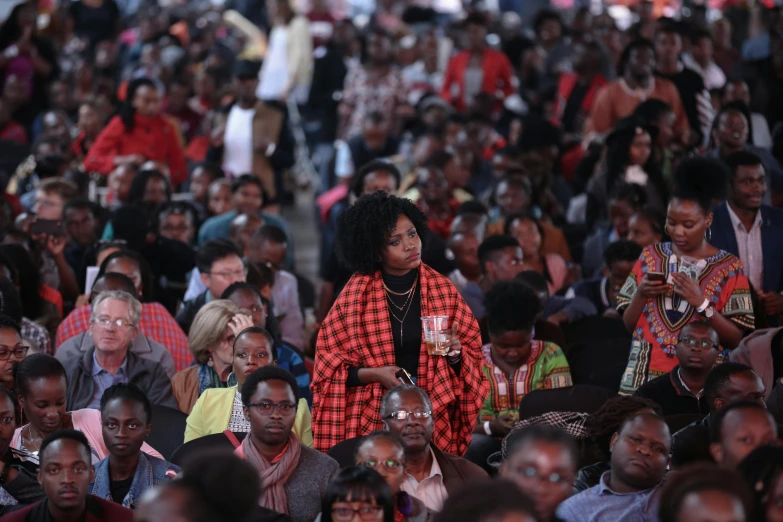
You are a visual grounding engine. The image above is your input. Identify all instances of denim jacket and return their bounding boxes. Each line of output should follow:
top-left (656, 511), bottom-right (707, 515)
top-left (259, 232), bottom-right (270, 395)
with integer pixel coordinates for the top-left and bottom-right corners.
top-left (90, 453), bottom-right (180, 509)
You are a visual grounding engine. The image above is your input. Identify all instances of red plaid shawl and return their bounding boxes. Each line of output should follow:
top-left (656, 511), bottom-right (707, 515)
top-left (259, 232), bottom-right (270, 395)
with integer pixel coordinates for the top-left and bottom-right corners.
top-left (312, 264), bottom-right (487, 455)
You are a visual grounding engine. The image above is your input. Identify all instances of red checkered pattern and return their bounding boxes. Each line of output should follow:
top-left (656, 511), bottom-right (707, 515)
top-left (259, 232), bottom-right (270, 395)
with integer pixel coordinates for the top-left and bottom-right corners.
top-left (312, 264), bottom-right (487, 456)
top-left (55, 303), bottom-right (192, 371)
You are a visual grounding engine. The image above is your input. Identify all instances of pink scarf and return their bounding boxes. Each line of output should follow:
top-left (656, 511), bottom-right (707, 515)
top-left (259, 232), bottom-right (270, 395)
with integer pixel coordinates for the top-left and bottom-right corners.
top-left (238, 433), bottom-right (302, 514)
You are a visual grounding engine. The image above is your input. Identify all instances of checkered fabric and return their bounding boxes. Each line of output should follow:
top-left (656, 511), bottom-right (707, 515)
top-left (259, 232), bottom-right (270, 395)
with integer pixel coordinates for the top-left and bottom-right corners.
top-left (501, 411), bottom-right (592, 459)
top-left (312, 263), bottom-right (487, 456)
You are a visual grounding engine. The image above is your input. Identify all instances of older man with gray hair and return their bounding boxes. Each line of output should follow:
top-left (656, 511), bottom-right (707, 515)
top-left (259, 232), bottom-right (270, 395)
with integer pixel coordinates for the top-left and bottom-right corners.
top-left (59, 290), bottom-right (176, 411)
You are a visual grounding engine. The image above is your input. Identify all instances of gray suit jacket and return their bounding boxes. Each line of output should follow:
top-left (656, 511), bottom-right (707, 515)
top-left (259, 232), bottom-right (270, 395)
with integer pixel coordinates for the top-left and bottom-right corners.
top-left (56, 331), bottom-right (175, 378)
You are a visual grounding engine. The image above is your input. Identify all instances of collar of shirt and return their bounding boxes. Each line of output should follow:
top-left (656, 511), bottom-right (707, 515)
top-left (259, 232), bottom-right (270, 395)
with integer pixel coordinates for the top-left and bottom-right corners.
top-left (600, 277), bottom-right (611, 308)
top-left (92, 350), bottom-right (128, 378)
top-left (597, 471), bottom-right (657, 496)
top-left (726, 204), bottom-right (763, 233)
top-left (669, 365), bottom-right (701, 398)
top-left (406, 446), bottom-right (442, 485)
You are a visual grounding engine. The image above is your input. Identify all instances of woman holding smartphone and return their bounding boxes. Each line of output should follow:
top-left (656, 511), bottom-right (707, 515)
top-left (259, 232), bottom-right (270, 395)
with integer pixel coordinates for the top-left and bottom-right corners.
top-left (617, 158), bottom-right (754, 395)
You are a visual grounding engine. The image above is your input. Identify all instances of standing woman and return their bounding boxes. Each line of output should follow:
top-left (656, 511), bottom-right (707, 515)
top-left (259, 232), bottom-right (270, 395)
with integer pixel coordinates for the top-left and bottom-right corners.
top-left (313, 192), bottom-right (487, 455)
top-left (84, 78), bottom-right (187, 185)
top-left (617, 158), bottom-right (754, 394)
top-left (257, 0), bottom-right (312, 104)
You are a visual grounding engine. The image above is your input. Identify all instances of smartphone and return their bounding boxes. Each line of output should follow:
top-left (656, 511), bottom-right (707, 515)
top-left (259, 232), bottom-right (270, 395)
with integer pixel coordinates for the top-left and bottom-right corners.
top-left (396, 368), bottom-right (415, 385)
top-left (29, 219), bottom-right (64, 237)
top-left (647, 272), bottom-right (666, 283)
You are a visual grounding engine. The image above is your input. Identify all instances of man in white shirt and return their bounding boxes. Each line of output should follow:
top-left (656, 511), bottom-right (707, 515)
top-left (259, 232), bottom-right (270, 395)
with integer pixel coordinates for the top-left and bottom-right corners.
top-left (380, 385), bottom-right (487, 512)
top-left (207, 60), bottom-right (289, 206)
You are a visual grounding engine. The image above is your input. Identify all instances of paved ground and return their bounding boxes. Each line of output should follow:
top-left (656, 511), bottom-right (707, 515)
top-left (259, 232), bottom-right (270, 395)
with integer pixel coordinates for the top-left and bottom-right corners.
top-left (283, 188), bottom-right (320, 290)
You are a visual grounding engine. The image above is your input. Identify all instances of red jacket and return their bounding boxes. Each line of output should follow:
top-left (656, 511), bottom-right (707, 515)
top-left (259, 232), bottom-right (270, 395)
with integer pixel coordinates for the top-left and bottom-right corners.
top-left (2, 496), bottom-right (134, 522)
top-left (83, 114), bottom-right (187, 185)
top-left (552, 73), bottom-right (608, 129)
top-left (440, 48), bottom-right (514, 112)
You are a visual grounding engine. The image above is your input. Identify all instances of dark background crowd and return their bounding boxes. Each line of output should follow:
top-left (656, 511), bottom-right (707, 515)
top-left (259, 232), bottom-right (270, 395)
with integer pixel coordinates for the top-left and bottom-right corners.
top-left (0, 0), bottom-right (780, 520)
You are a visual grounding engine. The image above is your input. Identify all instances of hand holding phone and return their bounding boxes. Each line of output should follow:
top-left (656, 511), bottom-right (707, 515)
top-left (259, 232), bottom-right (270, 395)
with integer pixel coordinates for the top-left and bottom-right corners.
top-left (29, 219), bottom-right (64, 237)
top-left (395, 368), bottom-right (414, 385)
top-left (640, 271), bottom-right (668, 298)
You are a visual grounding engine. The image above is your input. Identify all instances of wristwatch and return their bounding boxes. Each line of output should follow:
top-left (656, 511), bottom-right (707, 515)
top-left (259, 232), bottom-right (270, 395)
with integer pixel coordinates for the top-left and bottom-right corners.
top-left (696, 298), bottom-right (715, 319)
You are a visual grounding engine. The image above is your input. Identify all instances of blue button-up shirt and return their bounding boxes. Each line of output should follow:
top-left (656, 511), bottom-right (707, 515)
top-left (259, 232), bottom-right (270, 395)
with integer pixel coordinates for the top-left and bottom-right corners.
top-left (87, 351), bottom-right (129, 409)
top-left (556, 471), bottom-right (663, 522)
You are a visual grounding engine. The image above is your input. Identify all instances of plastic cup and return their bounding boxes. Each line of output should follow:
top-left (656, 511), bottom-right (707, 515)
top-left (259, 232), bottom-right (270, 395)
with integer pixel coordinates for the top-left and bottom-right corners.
top-left (679, 256), bottom-right (700, 282)
top-left (421, 316), bottom-right (450, 356)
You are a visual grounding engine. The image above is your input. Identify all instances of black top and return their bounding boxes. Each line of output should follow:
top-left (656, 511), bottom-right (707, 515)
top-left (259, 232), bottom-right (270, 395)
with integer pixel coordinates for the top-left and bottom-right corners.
top-left (383, 269), bottom-right (422, 379)
top-left (562, 81), bottom-right (590, 133)
top-left (655, 67), bottom-right (705, 135)
top-left (69, 0), bottom-right (120, 48)
top-left (109, 475), bottom-right (133, 505)
top-left (634, 366), bottom-right (709, 416)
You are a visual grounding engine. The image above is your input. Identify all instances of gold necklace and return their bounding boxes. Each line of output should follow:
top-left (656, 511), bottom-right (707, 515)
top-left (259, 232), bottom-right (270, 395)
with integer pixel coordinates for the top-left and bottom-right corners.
top-left (387, 279), bottom-right (418, 344)
top-left (386, 284), bottom-right (415, 311)
top-left (383, 274), bottom-right (418, 296)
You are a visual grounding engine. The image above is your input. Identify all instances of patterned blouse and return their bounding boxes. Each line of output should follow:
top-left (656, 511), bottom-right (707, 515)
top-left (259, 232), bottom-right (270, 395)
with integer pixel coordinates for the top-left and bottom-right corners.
top-left (341, 65), bottom-right (406, 139)
top-left (227, 389), bottom-right (250, 433)
top-left (616, 243), bottom-right (754, 395)
top-left (479, 341), bottom-right (573, 422)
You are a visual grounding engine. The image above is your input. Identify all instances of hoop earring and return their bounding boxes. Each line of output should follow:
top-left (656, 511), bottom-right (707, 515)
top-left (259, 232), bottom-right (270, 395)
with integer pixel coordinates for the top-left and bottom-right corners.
top-left (705, 228), bottom-right (712, 242)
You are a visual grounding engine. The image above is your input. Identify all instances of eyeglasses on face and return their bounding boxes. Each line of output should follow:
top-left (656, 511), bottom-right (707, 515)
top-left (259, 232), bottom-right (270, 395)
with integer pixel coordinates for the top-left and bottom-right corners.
top-left (358, 459), bottom-right (403, 472)
top-left (92, 316), bottom-right (135, 329)
top-left (678, 337), bottom-right (716, 349)
top-left (208, 267), bottom-right (248, 279)
top-left (515, 466), bottom-right (568, 484)
top-left (247, 401), bottom-right (297, 416)
top-left (331, 505), bottom-right (384, 521)
top-left (384, 410), bottom-right (432, 421)
top-left (0, 344), bottom-right (28, 361)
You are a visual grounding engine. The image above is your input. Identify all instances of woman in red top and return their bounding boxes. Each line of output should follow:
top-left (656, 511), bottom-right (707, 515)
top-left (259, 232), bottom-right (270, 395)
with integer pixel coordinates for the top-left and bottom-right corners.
top-left (84, 78), bottom-right (187, 185)
top-left (440, 13), bottom-right (514, 113)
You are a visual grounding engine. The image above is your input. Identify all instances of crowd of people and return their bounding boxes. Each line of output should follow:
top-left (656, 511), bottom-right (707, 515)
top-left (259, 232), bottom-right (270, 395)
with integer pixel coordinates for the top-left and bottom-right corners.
top-left (0, 0), bottom-right (781, 520)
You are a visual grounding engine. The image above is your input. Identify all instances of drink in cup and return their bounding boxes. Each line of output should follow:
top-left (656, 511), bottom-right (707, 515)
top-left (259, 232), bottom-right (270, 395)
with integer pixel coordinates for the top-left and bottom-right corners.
top-left (678, 256), bottom-right (700, 282)
top-left (422, 316), bottom-right (451, 356)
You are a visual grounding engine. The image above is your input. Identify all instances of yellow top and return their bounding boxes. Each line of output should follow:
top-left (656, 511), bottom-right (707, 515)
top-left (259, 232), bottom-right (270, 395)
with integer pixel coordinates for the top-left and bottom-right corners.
top-left (184, 385), bottom-right (313, 446)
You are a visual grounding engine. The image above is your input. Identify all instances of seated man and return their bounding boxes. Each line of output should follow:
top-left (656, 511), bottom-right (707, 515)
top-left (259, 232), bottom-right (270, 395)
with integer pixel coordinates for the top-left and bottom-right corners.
top-left (248, 225), bottom-right (305, 350)
top-left (461, 235), bottom-right (525, 319)
top-left (61, 290), bottom-right (176, 411)
top-left (670, 362), bottom-right (765, 453)
top-left (708, 400), bottom-right (777, 469)
top-left (236, 366), bottom-right (338, 522)
top-left (500, 425), bottom-right (579, 522)
top-left (90, 383), bottom-right (180, 507)
top-left (222, 282), bottom-right (312, 405)
top-left (447, 232), bottom-right (482, 293)
top-left (3, 430), bottom-right (134, 522)
top-left (197, 175), bottom-right (293, 267)
top-left (56, 274), bottom-right (176, 377)
top-left (176, 240), bottom-right (246, 335)
top-left (477, 281), bottom-right (572, 439)
top-left (556, 412), bottom-right (671, 522)
top-left (381, 384), bottom-right (488, 512)
top-left (635, 321), bottom-right (718, 416)
top-left (568, 240), bottom-right (642, 317)
top-left (516, 270), bottom-right (597, 326)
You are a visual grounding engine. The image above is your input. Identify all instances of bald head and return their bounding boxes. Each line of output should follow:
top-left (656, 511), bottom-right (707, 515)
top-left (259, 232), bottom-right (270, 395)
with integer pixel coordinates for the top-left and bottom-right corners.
top-left (89, 273), bottom-right (137, 303)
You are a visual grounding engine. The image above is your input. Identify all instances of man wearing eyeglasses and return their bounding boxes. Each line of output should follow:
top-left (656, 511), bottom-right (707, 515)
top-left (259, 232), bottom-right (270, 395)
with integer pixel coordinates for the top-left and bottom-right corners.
top-left (235, 365), bottom-right (338, 522)
top-left (634, 321), bottom-right (719, 416)
top-left (61, 290), bottom-right (176, 411)
top-left (380, 385), bottom-right (487, 512)
top-left (176, 239), bottom-right (247, 335)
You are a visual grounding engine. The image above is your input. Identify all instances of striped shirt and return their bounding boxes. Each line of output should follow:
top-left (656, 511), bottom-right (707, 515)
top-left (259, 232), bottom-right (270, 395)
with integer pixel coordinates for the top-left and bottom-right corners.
top-left (727, 204), bottom-right (764, 292)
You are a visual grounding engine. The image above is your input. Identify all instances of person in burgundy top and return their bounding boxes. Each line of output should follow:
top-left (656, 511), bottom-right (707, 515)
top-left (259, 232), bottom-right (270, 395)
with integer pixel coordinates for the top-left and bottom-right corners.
top-left (84, 78), bottom-right (187, 186)
top-left (2, 429), bottom-right (133, 522)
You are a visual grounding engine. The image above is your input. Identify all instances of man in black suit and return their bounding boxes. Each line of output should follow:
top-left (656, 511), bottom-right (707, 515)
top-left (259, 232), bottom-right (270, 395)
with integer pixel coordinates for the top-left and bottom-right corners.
top-left (710, 150), bottom-right (783, 323)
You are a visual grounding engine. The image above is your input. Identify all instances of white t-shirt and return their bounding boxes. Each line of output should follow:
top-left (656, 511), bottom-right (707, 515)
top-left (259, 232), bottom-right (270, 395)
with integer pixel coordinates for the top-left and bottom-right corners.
top-left (257, 26), bottom-right (290, 100)
top-left (222, 104), bottom-right (255, 177)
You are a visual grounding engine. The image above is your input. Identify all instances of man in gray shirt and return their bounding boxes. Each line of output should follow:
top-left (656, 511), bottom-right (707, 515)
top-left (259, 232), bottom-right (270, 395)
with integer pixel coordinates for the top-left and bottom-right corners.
top-left (556, 412), bottom-right (671, 522)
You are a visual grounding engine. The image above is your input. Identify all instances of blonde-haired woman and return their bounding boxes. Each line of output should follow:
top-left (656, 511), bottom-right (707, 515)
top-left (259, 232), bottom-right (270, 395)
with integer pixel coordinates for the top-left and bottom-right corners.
top-left (172, 300), bottom-right (253, 413)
